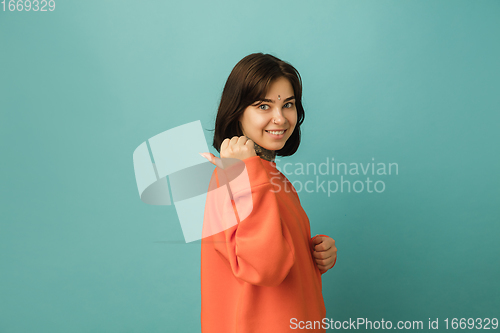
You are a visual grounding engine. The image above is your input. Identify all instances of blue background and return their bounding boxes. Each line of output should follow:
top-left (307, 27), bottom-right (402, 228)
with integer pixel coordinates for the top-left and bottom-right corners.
top-left (1, 0), bottom-right (499, 332)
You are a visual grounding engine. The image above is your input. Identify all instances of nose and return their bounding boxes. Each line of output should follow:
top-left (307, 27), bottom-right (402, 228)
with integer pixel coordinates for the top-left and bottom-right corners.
top-left (271, 107), bottom-right (287, 125)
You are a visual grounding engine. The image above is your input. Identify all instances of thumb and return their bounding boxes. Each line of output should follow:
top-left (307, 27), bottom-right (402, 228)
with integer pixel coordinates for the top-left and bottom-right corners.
top-left (199, 152), bottom-right (224, 169)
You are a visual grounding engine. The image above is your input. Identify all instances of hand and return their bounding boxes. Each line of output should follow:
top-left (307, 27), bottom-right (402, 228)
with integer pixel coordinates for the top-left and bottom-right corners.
top-left (199, 136), bottom-right (257, 168)
top-left (312, 235), bottom-right (337, 272)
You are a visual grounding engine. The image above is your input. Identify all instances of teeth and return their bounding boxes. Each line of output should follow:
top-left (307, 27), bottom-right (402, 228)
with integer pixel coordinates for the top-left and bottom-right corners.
top-left (267, 130), bottom-right (285, 135)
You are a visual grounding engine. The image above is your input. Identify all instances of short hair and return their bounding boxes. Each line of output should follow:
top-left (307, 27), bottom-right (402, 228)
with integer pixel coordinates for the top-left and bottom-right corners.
top-left (212, 53), bottom-right (305, 157)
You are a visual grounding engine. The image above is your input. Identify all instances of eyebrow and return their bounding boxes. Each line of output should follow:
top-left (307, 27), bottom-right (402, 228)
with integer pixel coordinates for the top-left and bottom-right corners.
top-left (253, 96), bottom-right (295, 105)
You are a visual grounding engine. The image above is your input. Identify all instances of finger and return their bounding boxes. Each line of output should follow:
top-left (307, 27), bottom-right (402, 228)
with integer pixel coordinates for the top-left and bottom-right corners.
top-left (312, 236), bottom-right (323, 244)
top-left (235, 136), bottom-right (248, 150)
top-left (315, 238), bottom-right (334, 251)
top-left (317, 262), bottom-right (334, 270)
top-left (245, 139), bottom-right (255, 150)
top-left (199, 152), bottom-right (214, 164)
top-left (313, 251), bottom-right (332, 260)
top-left (314, 250), bottom-right (334, 261)
top-left (237, 136), bottom-right (249, 145)
top-left (230, 136), bottom-right (239, 146)
top-left (313, 240), bottom-right (322, 247)
top-left (211, 156), bottom-right (225, 169)
top-left (199, 152), bottom-right (224, 169)
top-left (225, 136), bottom-right (238, 154)
top-left (317, 264), bottom-right (330, 271)
top-left (220, 138), bottom-right (230, 151)
top-left (321, 243), bottom-right (332, 252)
top-left (315, 257), bottom-right (334, 266)
top-left (314, 242), bottom-right (327, 252)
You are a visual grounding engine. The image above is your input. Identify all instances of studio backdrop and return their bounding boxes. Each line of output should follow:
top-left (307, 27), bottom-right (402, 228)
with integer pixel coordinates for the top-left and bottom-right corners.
top-left (1, 0), bottom-right (499, 332)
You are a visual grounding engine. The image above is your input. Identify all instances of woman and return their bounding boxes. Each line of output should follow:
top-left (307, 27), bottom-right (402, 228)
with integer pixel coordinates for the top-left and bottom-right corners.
top-left (199, 53), bottom-right (337, 333)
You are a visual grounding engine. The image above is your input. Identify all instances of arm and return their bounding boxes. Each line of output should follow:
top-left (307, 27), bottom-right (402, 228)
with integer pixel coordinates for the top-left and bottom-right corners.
top-left (281, 172), bottom-right (337, 275)
top-left (206, 156), bottom-right (295, 287)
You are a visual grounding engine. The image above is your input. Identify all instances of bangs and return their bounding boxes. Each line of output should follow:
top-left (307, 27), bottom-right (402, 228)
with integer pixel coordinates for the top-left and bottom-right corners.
top-left (244, 75), bottom-right (283, 106)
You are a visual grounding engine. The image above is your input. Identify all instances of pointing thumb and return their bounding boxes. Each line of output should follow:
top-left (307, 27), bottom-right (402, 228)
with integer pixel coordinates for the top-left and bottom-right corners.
top-left (199, 152), bottom-right (224, 169)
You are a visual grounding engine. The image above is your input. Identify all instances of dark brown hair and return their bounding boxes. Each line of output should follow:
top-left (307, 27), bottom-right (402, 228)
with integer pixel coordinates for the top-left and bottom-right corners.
top-left (212, 53), bottom-right (305, 157)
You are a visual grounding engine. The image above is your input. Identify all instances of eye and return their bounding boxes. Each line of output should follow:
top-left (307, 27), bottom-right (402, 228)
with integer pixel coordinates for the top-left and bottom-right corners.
top-left (284, 102), bottom-right (294, 108)
top-left (258, 104), bottom-right (270, 110)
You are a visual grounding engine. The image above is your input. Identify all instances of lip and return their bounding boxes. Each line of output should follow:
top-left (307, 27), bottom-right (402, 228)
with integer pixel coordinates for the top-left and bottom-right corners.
top-left (265, 129), bottom-right (287, 139)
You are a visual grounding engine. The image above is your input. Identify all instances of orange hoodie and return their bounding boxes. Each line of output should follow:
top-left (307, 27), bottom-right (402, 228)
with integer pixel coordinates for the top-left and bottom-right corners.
top-left (201, 155), bottom-right (334, 333)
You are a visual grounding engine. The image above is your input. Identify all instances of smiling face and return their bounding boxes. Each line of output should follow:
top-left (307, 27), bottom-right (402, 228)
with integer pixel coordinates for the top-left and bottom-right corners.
top-left (239, 76), bottom-right (297, 151)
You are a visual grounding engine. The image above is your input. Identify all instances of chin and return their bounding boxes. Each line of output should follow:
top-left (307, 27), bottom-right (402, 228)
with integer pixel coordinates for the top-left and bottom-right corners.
top-left (264, 142), bottom-right (286, 151)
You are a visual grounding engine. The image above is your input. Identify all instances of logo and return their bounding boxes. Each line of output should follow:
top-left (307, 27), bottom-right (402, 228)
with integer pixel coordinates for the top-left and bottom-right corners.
top-left (132, 120), bottom-right (253, 243)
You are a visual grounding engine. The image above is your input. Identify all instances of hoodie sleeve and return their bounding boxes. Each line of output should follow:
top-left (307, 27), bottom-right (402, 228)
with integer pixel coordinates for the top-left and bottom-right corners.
top-left (203, 155), bottom-right (295, 287)
top-left (283, 177), bottom-right (335, 275)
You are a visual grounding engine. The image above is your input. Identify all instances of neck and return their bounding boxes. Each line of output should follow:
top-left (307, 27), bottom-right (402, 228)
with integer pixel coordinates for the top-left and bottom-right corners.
top-left (252, 140), bottom-right (276, 163)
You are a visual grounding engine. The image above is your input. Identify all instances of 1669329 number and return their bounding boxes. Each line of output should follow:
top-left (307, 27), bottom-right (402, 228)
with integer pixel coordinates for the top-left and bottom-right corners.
top-left (2, 0), bottom-right (55, 11)
top-left (444, 318), bottom-right (498, 330)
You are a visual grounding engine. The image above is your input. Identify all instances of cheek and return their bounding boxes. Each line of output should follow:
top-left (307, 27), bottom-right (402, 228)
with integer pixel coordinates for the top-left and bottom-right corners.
top-left (249, 119), bottom-right (268, 132)
top-left (242, 112), bottom-right (267, 131)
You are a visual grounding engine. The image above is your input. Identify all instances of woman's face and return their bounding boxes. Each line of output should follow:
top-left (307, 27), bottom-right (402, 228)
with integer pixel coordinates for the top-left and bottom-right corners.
top-left (239, 76), bottom-right (297, 151)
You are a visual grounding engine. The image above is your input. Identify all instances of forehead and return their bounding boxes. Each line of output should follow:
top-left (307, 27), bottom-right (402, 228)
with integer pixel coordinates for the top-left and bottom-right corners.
top-left (265, 77), bottom-right (294, 96)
